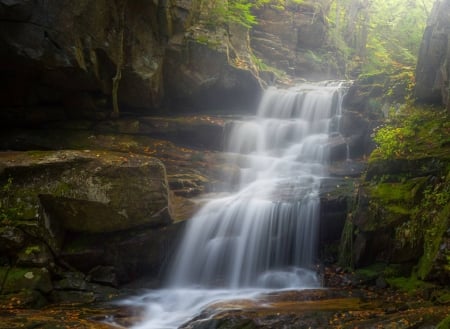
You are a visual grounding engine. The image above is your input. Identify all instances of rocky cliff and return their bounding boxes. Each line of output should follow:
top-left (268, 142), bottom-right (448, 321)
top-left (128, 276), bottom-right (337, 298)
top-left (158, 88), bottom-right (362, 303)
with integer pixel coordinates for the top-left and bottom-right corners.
top-left (0, 0), bottom-right (345, 126)
top-left (415, 0), bottom-right (450, 110)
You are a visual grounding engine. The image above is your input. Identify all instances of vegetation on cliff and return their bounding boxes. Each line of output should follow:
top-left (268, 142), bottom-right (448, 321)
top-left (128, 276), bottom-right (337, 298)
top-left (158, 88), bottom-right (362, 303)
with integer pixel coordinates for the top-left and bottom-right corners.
top-left (338, 94), bottom-right (450, 290)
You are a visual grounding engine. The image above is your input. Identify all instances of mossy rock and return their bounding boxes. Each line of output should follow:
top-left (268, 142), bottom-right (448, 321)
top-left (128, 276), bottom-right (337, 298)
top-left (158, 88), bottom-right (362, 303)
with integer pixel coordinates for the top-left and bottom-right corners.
top-left (437, 315), bottom-right (450, 329)
top-left (385, 276), bottom-right (435, 294)
top-left (0, 289), bottom-right (48, 309)
top-left (0, 150), bottom-right (171, 236)
top-left (0, 267), bottom-right (52, 295)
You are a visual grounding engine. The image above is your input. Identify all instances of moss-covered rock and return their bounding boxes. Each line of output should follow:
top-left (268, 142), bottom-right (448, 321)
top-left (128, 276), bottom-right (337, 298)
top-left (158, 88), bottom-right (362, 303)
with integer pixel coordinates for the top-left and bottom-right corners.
top-left (0, 150), bottom-right (171, 236)
top-left (0, 267), bottom-right (52, 295)
top-left (344, 104), bottom-right (450, 283)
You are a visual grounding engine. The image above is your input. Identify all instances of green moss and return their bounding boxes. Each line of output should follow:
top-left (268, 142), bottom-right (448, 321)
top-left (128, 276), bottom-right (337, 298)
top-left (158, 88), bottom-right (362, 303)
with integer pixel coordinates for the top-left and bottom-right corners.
top-left (385, 276), bottom-right (433, 293)
top-left (54, 182), bottom-right (71, 196)
top-left (417, 203), bottom-right (450, 279)
top-left (372, 105), bottom-right (450, 161)
top-left (338, 219), bottom-right (354, 269)
top-left (436, 292), bottom-right (450, 305)
top-left (437, 315), bottom-right (450, 329)
top-left (24, 245), bottom-right (41, 256)
top-left (355, 263), bottom-right (388, 280)
top-left (369, 181), bottom-right (414, 201)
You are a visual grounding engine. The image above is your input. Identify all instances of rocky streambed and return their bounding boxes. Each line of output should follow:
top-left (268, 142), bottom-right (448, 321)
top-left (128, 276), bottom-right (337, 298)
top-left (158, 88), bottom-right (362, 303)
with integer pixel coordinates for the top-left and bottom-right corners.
top-left (1, 114), bottom-right (449, 328)
top-left (1, 269), bottom-right (449, 329)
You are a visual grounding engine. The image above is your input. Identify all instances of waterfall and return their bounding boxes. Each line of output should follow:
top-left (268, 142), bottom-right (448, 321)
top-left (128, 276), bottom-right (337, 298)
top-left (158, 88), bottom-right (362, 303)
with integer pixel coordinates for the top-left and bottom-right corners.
top-left (168, 81), bottom-right (347, 289)
top-left (126, 81), bottom-right (349, 329)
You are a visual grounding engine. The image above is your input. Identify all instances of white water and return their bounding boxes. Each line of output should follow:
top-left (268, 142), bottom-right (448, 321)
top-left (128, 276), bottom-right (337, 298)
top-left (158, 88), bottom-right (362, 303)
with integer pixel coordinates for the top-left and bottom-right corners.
top-left (125, 81), bottom-right (348, 329)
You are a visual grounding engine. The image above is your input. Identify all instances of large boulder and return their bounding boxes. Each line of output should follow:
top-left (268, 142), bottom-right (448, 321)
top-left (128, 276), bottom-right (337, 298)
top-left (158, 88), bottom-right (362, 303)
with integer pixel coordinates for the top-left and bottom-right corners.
top-left (0, 150), bottom-right (171, 237)
top-left (0, 149), bottom-right (178, 286)
top-left (415, 0), bottom-right (450, 109)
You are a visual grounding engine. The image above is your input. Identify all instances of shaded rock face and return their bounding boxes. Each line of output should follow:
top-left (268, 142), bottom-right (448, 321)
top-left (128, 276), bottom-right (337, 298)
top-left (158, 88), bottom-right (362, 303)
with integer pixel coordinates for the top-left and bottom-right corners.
top-left (164, 2), bottom-right (264, 113)
top-left (251, 1), bottom-right (340, 79)
top-left (0, 0), bottom-right (264, 126)
top-left (415, 0), bottom-right (450, 109)
top-left (0, 150), bottom-right (171, 234)
top-left (0, 150), bottom-right (173, 285)
top-left (164, 41), bottom-right (263, 112)
top-left (0, 0), bottom-right (166, 118)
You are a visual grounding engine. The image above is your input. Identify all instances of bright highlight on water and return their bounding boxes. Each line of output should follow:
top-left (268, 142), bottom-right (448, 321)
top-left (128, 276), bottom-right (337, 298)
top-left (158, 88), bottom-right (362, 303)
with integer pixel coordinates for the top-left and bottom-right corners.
top-left (126, 81), bottom-right (349, 329)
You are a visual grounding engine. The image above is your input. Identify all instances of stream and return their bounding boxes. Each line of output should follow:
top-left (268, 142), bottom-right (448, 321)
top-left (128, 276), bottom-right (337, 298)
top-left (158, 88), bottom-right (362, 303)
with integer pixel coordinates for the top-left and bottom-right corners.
top-left (121, 81), bottom-right (349, 328)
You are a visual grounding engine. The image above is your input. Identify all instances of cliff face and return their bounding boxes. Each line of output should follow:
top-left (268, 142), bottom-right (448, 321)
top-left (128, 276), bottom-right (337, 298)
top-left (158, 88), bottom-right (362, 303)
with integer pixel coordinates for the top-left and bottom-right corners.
top-left (0, 0), bottom-right (261, 124)
top-left (415, 0), bottom-right (450, 110)
top-left (0, 0), bottom-right (344, 126)
top-left (251, 1), bottom-right (341, 79)
top-left (0, 0), bottom-right (168, 108)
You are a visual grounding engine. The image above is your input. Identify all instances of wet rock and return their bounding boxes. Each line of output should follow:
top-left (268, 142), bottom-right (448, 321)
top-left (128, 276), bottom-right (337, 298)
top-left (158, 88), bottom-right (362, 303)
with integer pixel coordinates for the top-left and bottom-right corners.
top-left (376, 276), bottom-right (388, 289)
top-left (0, 290), bottom-right (48, 309)
top-left (50, 290), bottom-right (96, 305)
top-left (0, 267), bottom-right (53, 295)
top-left (0, 150), bottom-right (171, 237)
top-left (0, 226), bottom-right (26, 257)
top-left (0, 0), bottom-right (167, 121)
top-left (59, 222), bottom-right (184, 284)
top-left (53, 271), bottom-right (88, 291)
top-left (87, 266), bottom-right (119, 288)
top-left (16, 243), bottom-right (54, 268)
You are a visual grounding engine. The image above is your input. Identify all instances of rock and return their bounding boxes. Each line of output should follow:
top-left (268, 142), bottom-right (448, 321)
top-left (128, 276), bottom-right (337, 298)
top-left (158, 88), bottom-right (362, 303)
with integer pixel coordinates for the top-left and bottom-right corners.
top-left (50, 290), bottom-right (96, 305)
top-left (0, 226), bottom-right (26, 257)
top-left (0, 290), bottom-right (48, 309)
top-left (0, 267), bottom-right (53, 295)
top-left (376, 276), bottom-right (388, 289)
top-left (53, 271), bottom-right (88, 291)
top-left (415, 0), bottom-right (450, 108)
top-left (0, 0), bottom-right (167, 118)
top-left (87, 266), bottom-right (119, 288)
top-left (51, 274), bottom-right (119, 304)
top-left (0, 150), bottom-right (171, 237)
top-left (0, 0), bottom-right (266, 127)
top-left (251, 1), bottom-right (340, 79)
top-left (16, 243), bottom-right (54, 268)
top-left (136, 116), bottom-right (227, 151)
top-left (59, 222), bottom-right (185, 284)
top-left (164, 36), bottom-right (262, 112)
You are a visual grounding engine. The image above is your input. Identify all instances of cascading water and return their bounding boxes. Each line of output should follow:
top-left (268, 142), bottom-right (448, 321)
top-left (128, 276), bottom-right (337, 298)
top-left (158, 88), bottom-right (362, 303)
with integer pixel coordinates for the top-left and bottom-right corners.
top-left (125, 81), bottom-right (349, 329)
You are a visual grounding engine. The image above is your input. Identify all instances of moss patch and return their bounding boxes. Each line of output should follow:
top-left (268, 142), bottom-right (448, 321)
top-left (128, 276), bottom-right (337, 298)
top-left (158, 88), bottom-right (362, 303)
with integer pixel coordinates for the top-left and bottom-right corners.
top-left (385, 276), bottom-right (434, 293)
top-left (437, 315), bottom-right (450, 329)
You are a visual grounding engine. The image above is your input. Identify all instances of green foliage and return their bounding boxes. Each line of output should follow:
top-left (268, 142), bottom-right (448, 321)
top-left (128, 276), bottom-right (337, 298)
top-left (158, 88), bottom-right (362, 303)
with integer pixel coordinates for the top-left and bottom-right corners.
top-left (208, 0), bottom-right (304, 29)
top-left (372, 125), bottom-right (415, 160)
top-left (437, 315), bottom-right (450, 329)
top-left (416, 187), bottom-right (450, 279)
top-left (24, 245), bottom-right (41, 256)
top-left (371, 105), bottom-right (450, 161)
top-left (385, 276), bottom-right (433, 293)
top-left (328, 0), bottom-right (434, 76)
top-left (251, 54), bottom-right (286, 78)
top-left (338, 219), bottom-right (354, 268)
top-left (367, 103), bottom-right (450, 281)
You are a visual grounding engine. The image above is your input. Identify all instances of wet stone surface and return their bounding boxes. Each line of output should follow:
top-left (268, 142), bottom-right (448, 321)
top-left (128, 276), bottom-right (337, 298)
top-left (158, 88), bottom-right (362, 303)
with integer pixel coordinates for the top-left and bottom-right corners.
top-left (1, 285), bottom-right (448, 329)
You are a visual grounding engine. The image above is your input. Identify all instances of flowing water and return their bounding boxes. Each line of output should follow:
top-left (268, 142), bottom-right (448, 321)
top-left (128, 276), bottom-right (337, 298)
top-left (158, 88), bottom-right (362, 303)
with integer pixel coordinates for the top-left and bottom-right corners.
top-left (125, 81), bottom-right (349, 329)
